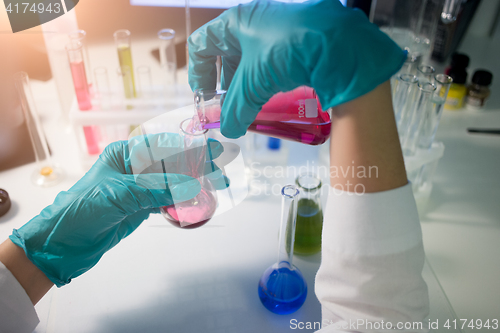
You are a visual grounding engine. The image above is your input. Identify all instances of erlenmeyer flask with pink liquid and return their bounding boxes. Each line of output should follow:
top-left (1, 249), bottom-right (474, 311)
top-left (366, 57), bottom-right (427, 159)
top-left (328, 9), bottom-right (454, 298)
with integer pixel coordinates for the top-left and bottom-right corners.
top-left (195, 86), bottom-right (331, 145)
top-left (160, 118), bottom-right (218, 229)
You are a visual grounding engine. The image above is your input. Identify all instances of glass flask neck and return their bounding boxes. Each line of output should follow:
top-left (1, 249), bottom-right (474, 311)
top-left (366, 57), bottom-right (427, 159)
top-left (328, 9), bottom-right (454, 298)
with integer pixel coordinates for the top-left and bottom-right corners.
top-left (277, 185), bottom-right (299, 266)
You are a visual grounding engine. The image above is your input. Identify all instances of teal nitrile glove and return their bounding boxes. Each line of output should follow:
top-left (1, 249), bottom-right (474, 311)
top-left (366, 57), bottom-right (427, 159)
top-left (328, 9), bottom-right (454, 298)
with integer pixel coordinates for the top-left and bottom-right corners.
top-left (188, 0), bottom-right (406, 139)
top-left (9, 133), bottom-right (224, 287)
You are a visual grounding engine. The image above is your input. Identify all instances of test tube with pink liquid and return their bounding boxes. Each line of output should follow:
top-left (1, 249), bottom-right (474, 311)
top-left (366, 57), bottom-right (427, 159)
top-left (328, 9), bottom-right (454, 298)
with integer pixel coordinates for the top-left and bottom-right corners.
top-left (66, 41), bottom-right (99, 155)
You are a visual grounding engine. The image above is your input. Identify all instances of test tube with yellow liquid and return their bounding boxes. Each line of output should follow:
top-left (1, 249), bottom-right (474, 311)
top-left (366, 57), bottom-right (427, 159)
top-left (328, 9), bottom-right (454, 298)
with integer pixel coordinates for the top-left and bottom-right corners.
top-left (114, 30), bottom-right (137, 100)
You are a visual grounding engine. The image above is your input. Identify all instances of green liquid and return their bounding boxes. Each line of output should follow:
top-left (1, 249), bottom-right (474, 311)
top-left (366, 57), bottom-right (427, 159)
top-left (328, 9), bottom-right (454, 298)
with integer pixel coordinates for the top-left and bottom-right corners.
top-left (117, 45), bottom-right (137, 99)
top-left (294, 198), bottom-right (323, 255)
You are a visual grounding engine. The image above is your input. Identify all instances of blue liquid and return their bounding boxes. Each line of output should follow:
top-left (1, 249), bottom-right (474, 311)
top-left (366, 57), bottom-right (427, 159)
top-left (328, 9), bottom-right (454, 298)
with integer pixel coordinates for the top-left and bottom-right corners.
top-left (258, 263), bottom-right (307, 314)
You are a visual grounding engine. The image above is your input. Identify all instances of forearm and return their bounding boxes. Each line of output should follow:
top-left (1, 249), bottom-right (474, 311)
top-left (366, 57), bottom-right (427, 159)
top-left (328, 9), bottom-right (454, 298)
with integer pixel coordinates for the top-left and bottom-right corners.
top-left (329, 80), bottom-right (407, 193)
top-left (0, 239), bottom-right (53, 305)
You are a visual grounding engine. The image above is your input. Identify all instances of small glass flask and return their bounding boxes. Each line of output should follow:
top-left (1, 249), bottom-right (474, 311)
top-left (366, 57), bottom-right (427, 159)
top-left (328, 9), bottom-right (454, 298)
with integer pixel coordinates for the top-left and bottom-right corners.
top-left (294, 172), bottom-right (323, 255)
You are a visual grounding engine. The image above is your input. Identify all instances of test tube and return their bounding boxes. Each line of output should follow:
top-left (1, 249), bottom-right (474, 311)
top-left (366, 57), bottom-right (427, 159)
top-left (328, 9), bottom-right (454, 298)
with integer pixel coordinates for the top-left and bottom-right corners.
top-left (137, 66), bottom-right (153, 99)
top-left (14, 72), bottom-right (64, 187)
top-left (158, 28), bottom-right (177, 90)
top-left (402, 82), bottom-right (436, 156)
top-left (66, 41), bottom-right (92, 111)
top-left (418, 74), bottom-right (453, 150)
top-left (94, 67), bottom-right (111, 110)
top-left (114, 30), bottom-right (137, 99)
top-left (69, 30), bottom-right (92, 88)
top-left (393, 74), bottom-right (419, 136)
top-left (417, 65), bottom-right (436, 84)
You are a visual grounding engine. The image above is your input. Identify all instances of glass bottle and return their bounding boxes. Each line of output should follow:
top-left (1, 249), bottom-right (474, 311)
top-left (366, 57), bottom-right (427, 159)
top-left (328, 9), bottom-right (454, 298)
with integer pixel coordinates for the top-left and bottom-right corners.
top-left (294, 172), bottom-right (323, 255)
top-left (258, 185), bottom-right (307, 314)
top-left (160, 118), bottom-right (218, 229)
top-left (466, 70), bottom-right (493, 111)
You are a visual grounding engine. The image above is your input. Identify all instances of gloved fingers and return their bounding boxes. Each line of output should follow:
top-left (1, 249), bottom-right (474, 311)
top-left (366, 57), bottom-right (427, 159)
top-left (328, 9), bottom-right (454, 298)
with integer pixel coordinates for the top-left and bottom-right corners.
top-left (115, 209), bottom-right (152, 241)
top-left (220, 55), bottom-right (240, 91)
top-left (220, 60), bottom-right (277, 139)
top-left (126, 173), bottom-right (202, 208)
top-left (188, 10), bottom-right (241, 92)
top-left (210, 174), bottom-right (230, 191)
top-left (206, 138), bottom-right (224, 160)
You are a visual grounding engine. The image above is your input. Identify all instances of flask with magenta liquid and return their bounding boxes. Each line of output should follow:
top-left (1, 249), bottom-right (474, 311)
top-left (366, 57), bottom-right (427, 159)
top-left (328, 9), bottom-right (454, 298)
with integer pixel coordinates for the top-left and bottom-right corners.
top-left (194, 86), bottom-right (331, 145)
top-left (258, 185), bottom-right (307, 314)
top-left (160, 118), bottom-right (218, 229)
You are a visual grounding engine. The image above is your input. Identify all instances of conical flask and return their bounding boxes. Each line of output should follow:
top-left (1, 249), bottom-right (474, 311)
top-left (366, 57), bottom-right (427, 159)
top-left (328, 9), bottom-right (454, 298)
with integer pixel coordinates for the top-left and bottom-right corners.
top-left (195, 86), bottom-right (331, 145)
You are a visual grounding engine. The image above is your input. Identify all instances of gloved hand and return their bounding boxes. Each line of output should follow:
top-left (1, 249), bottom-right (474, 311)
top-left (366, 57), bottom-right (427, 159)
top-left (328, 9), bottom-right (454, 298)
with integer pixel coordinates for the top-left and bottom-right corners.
top-left (9, 133), bottom-right (224, 287)
top-left (188, 0), bottom-right (406, 138)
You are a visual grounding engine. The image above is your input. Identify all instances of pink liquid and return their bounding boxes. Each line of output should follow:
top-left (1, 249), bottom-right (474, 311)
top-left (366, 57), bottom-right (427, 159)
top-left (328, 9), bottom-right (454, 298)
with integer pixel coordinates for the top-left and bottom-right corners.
top-left (70, 61), bottom-right (100, 155)
top-left (200, 87), bottom-right (331, 145)
top-left (160, 188), bottom-right (217, 229)
top-left (70, 61), bottom-right (92, 111)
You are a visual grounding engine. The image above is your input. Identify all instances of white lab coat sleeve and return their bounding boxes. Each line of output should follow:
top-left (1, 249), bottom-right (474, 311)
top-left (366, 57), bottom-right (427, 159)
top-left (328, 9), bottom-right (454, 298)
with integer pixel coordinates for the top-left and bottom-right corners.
top-left (0, 260), bottom-right (40, 333)
top-left (315, 183), bottom-right (429, 333)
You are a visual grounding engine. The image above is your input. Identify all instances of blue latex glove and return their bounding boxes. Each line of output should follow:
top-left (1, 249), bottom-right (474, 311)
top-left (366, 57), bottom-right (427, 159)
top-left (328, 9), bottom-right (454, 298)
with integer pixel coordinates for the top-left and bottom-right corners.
top-left (188, 0), bottom-right (406, 138)
top-left (10, 133), bottom-right (224, 287)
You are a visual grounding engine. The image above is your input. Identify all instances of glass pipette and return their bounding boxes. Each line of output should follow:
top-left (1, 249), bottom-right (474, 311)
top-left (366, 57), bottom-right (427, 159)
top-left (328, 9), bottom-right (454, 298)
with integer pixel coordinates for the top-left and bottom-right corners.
top-left (14, 72), bottom-right (64, 187)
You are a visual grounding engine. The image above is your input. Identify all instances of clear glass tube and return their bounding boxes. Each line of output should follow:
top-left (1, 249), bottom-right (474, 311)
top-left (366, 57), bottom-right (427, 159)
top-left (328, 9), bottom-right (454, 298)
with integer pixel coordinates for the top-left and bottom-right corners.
top-left (14, 72), bottom-right (64, 187)
top-left (418, 74), bottom-right (453, 150)
top-left (393, 74), bottom-right (419, 135)
top-left (158, 28), bottom-right (177, 90)
top-left (68, 30), bottom-right (92, 87)
top-left (258, 185), bottom-right (307, 314)
top-left (402, 82), bottom-right (436, 156)
top-left (294, 172), bottom-right (323, 255)
top-left (417, 64), bottom-right (436, 84)
top-left (94, 67), bottom-right (111, 110)
top-left (114, 29), bottom-right (137, 99)
top-left (66, 41), bottom-right (92, 111)
top-left (160, 118), bottom-right (218, 229)
top-left (137, 65), bottom-right (152, 99)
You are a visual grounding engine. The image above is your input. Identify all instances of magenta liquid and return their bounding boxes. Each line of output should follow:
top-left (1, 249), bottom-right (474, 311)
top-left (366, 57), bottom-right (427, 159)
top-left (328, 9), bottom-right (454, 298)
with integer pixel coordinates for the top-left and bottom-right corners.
top-left (160, 188), bottom-right (217, 229)
top-left (70, 61), bottom-right (92, 111)
top-left (200, 87), bottom-right (331, 145)
top-left (70, 61), bottom-right (100, 155)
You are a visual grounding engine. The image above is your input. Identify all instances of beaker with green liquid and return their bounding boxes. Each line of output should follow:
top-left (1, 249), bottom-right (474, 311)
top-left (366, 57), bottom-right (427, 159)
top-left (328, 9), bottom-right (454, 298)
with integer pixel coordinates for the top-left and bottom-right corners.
top-left (294, 172), bottom-right (323, 255)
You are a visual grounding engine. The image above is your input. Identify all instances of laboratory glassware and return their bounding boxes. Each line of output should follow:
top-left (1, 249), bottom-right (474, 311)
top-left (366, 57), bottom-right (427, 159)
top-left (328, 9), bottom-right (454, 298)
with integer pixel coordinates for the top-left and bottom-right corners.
top-left (466, 70), bottom-right (493, 111)
top-left (392, 73), bottom-right (419, 135)
top-left (66, 41), bottom-right (92, 111)
top-left (158, 29), bottom-right (177, 89)
top-left (137, 66), bottom-right (153, 99)
top-left (417, 65), bottom-right (436, 84)
top-left (66, 41), bottom-right (100, 155)
top-left (160, 118), bottom-right (218, 229)
top-left (258, 185), bottom-right (307, 314)
top-left (195, 87), bottom-right (331, 146)
top-left (370, 0), bottom-right (462, 61)
top-left (114, 30), bottom-right (137, 99)
top-left (94, 67), bottom-right (112, 110)
top-left (14, 72), bottom-right (64, 187)
top-left (402, 82), bottom-right (436, 156)
top-left (419, 74), bottom-right (452, 150)
top-left (294, 172), bottom-right (323, 256)
top-left (69, 30), bottom-right (92, 89)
